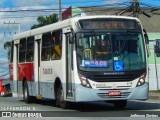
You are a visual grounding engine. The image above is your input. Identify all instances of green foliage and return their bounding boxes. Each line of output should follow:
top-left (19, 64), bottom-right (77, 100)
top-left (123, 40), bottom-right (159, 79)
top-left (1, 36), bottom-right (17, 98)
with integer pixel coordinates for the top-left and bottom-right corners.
top-left (4, 41), bottom-right (12, 59)
top-left (4, 41), bottom-right (12, 50)
top-left (31, 14), bottom-right (58, 29)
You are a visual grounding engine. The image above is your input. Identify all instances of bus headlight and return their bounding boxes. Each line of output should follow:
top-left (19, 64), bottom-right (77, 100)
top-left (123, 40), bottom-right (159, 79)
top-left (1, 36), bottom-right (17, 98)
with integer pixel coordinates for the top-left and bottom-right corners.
top-left (79, 74), bottom-right (91, 88)
top-left (137, 73), bottom-right (146, 87)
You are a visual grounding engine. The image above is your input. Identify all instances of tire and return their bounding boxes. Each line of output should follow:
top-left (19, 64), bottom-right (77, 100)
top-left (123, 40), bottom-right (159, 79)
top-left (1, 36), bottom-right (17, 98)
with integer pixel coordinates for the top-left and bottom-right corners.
top-left (55, 85), bottom-right (69, 109)
top-left (113, 100), bottom-right (127, 109)
top-left (23, 81), bottom-right (32, 103)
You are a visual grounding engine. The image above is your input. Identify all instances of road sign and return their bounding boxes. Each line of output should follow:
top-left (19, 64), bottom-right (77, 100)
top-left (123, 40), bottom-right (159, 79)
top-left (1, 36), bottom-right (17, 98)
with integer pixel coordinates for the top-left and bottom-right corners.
top-left (114, 61), bottom-right (124, 71)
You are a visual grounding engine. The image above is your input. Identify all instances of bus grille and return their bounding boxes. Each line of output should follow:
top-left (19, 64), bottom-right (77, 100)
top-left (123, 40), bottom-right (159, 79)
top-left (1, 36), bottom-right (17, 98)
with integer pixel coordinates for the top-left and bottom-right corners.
top-left (89, 74), bottom-right (137, 82)
top-left (97, 92), bottom-right (131, 99)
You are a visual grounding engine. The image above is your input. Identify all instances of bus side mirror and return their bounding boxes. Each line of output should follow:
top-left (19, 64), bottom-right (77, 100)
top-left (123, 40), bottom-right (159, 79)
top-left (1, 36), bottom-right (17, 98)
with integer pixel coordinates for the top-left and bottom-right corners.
top-left (143, 29), bottom-right (149, 44)
top-left (69, 28), bottom-right (75, 44)
top-left (144, 34), bottom-right (149, 44)
top-left (69, 33), bottom-right (74, 44)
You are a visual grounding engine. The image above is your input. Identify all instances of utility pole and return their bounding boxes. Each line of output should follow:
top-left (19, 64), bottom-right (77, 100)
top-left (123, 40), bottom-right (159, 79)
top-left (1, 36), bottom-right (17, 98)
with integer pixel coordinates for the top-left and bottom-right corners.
top-left (59, 0), bottom-right (62, 21)
top-left (4, 21), bottom-right (21, 34)
top-left (132, 0), bottom-right (139, 17)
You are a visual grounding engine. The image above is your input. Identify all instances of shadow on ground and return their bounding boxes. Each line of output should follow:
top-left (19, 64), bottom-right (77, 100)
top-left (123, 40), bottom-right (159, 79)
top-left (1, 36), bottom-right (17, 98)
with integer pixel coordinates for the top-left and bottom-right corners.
top-left (19, 98), bottom-right (160, 112)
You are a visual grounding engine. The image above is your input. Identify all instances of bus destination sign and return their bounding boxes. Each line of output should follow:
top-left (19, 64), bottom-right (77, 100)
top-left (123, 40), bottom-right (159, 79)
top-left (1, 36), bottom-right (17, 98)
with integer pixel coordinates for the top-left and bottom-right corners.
top-left (79, 19), bottom-right (137, 30)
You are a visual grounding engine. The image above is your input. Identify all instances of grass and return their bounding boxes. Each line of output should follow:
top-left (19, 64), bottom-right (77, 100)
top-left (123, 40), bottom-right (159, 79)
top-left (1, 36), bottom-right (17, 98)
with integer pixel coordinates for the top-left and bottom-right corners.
top-left (150, 90), bottom-right (160, 93)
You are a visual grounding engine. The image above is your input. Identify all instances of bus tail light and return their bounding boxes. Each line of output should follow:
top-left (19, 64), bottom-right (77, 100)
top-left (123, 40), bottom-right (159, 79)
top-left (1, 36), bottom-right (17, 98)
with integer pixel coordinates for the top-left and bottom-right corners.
top-left (79, 74), bottom-right (91, 88)
top-left (137, 73), bottom-right (146, 87)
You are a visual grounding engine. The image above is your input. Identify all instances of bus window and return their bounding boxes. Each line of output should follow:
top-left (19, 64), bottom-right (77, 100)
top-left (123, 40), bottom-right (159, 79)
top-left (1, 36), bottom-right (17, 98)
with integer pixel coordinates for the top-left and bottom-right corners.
top-left (51, 46), bottom-right (61, 60)
top-left (51, 30), bottom-right (62, 60)
top-left (93, 34), bottom-right (111, 60)
top-left (26, 36), bottom-right (34, 62)
top-left (41, 48), bottom-right (51, 61)
top-left (41, 32), bottom-right (51, 61)
top-left (26, 50), bottom-right (33, 62)
top-left (10, 41), bottom-right (14, 63)
top-left (19, 38), bottom-right (26, 63)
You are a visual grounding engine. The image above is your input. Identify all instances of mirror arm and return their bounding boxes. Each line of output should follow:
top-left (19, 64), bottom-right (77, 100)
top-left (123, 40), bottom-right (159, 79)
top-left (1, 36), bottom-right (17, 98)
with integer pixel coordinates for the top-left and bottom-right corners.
top-left (69, 28), bottom-right (75, 44)
top-left (143, 29), bottom-right (149, 44)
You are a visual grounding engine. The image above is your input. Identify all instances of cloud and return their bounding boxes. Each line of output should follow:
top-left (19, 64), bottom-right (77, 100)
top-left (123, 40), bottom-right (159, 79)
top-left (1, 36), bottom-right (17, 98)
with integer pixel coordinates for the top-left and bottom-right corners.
top-left (0, 57), bottom-right (9, 79)
top-left (0, 0), bottom-right (62, 79)
top-left (13, 0), bottom-right (57, 7)
top-left (0, 57), bottom-right (8, 63)
top-left (0, 1), bottom-right (60, 51)
top-left (105, 0), bottom-right (128, 4)
top-left (0, 0), bottom-right (5, 4)
top-left (0, 5), bottom-right (57, 40)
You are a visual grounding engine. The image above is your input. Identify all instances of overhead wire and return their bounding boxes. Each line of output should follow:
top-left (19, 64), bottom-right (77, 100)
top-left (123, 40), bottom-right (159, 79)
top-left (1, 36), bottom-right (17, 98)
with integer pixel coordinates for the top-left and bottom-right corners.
top-left (0, 1), bottom-right (130, 19)
top-left (0, 2), bottom-right (131, 12)
top-left (0, 0), bottom-right (110, 9)
top-left (0, 1), bottom-right (159, 21)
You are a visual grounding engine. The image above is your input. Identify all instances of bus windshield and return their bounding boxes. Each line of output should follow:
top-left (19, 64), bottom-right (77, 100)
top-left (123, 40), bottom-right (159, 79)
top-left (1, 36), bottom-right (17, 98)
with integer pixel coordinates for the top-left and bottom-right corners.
top-left (76, 32), bottom-right (146, 72)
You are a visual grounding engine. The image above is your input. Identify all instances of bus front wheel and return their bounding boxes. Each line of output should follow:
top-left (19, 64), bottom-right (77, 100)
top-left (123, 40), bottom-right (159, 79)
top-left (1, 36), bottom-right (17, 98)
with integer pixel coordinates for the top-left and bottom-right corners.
top-left (56, 85), bottom-right (69, 109)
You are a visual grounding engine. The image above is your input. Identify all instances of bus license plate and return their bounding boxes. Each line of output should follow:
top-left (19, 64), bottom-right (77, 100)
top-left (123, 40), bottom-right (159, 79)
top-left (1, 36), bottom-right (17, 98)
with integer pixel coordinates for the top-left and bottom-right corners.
top-left (108, 91), bottom-right (121, 96)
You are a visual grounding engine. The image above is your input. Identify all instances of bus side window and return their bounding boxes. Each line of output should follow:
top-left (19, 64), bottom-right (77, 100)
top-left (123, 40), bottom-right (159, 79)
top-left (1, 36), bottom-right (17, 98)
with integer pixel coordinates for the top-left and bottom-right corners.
top-left (51, 46), bottom-right (61, 60)
top-left (10, 41), bottom-right (14, 63)
top-left (51, 30), bottom-right (62, 60)
top-left (19, 38), bottom-right (26, 63)
top-left (41, 32), bottom-right (51, 61)
top-left (42, 48), bottom-right (51, 61)
top-left (26, 36), bottom-right (34, 62)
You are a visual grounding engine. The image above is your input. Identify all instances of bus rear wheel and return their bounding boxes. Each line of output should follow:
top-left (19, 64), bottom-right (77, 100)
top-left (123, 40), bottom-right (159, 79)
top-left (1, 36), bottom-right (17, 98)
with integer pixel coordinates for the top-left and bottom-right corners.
top-left (113, 100), bottom-right (127, 109)
top-left (23, 81), bottom-right (32, 103)
top-left (56, 85), bottom-right (69, 109)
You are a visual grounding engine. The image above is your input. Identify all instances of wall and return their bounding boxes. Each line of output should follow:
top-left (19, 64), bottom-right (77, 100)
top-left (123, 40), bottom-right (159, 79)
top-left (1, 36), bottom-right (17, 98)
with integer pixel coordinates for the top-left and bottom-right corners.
top-left (148, 33), bottom-right (160, 90)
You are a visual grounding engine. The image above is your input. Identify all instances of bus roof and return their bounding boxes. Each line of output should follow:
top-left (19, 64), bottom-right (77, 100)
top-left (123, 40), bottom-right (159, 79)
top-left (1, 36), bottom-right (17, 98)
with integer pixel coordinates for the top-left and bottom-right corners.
top-left (13, 15), bottom-right (140, 40)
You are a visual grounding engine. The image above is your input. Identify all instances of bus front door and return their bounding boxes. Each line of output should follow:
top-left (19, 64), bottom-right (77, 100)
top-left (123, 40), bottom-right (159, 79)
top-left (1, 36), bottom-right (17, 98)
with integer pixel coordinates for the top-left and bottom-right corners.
top-left (35, 35), bottom-right (41, 99)
top-left (13, 43), bottom-right (19, 96)
top-left (66, 33), bottom-right (74, 99)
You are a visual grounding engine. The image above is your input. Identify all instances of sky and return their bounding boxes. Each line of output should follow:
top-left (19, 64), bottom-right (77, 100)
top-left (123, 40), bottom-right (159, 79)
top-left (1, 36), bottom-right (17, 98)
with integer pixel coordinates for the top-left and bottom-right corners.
top-left (0, 0), bottom-right (160, 79)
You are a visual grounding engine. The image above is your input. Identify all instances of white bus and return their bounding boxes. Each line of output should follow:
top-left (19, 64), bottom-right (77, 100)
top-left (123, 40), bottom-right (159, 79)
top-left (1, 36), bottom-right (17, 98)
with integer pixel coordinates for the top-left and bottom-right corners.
top-left (10, 15), bottom-right (149, 109)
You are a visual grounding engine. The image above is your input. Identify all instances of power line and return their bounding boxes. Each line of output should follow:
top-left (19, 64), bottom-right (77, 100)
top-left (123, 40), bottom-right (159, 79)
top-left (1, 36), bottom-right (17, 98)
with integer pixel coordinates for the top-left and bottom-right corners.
top-left (0, 1), bottom-right (159, 22)
top-left (4, 21), bottom-right (21, 32)
top-left (0, 3), bottom-right (159, 19)
top-left (0, 2), bottom-right (130, 13)
top-left (0, 0), bottom-right (110, 9)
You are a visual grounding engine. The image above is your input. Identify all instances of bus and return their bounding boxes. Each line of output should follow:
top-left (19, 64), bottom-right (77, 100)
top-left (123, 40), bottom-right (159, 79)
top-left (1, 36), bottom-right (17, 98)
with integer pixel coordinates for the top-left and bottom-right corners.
top-left (10, 15), bottom-right (149, 109)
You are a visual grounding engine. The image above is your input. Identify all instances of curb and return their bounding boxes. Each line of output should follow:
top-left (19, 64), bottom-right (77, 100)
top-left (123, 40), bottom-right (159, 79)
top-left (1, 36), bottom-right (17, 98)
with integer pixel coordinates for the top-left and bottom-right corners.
top-left (149, 95), bottom-right (160, 100)
top-left (0, 93), bottom-right (12, 97)
top-left (149, 92), bottom-right (160, 100)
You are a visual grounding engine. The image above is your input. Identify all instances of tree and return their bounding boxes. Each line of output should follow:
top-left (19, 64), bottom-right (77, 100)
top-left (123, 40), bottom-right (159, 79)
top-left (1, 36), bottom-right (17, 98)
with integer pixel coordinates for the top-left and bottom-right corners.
top-left (31, 14), bottom-right (58, 29)
top-left (3, 14), bottom-right (58, 59)
top-left (4, 41), bottom-right (12, 59)
top-left (4, 41), bottom-right (12, 50)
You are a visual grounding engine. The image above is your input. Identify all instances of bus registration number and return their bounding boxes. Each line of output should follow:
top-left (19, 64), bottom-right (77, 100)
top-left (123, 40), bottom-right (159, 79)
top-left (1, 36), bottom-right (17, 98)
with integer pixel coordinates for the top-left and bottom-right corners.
top-left (108, 91), bottom-right (121, 96)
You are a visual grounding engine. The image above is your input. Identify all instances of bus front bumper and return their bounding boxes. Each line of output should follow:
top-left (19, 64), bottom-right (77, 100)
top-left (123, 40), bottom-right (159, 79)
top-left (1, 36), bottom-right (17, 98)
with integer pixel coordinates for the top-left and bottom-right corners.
top-left (75, 83), bottom-right (149, 102)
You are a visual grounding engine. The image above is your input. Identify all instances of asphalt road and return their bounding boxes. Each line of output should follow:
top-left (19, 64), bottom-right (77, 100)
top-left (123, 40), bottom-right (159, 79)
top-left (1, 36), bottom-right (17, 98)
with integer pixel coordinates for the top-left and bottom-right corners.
top-left (0, 97), bottom-right (159, 119)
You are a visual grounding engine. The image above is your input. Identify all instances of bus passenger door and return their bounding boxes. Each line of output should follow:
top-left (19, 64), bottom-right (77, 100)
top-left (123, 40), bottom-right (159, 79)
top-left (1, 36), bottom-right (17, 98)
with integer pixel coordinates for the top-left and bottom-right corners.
top-left (13, 41), bottom-right (19, 97)
top-left (66, 33), bottom-right (74, 99)
top-left (34, 35), bottom-right (42, 99)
